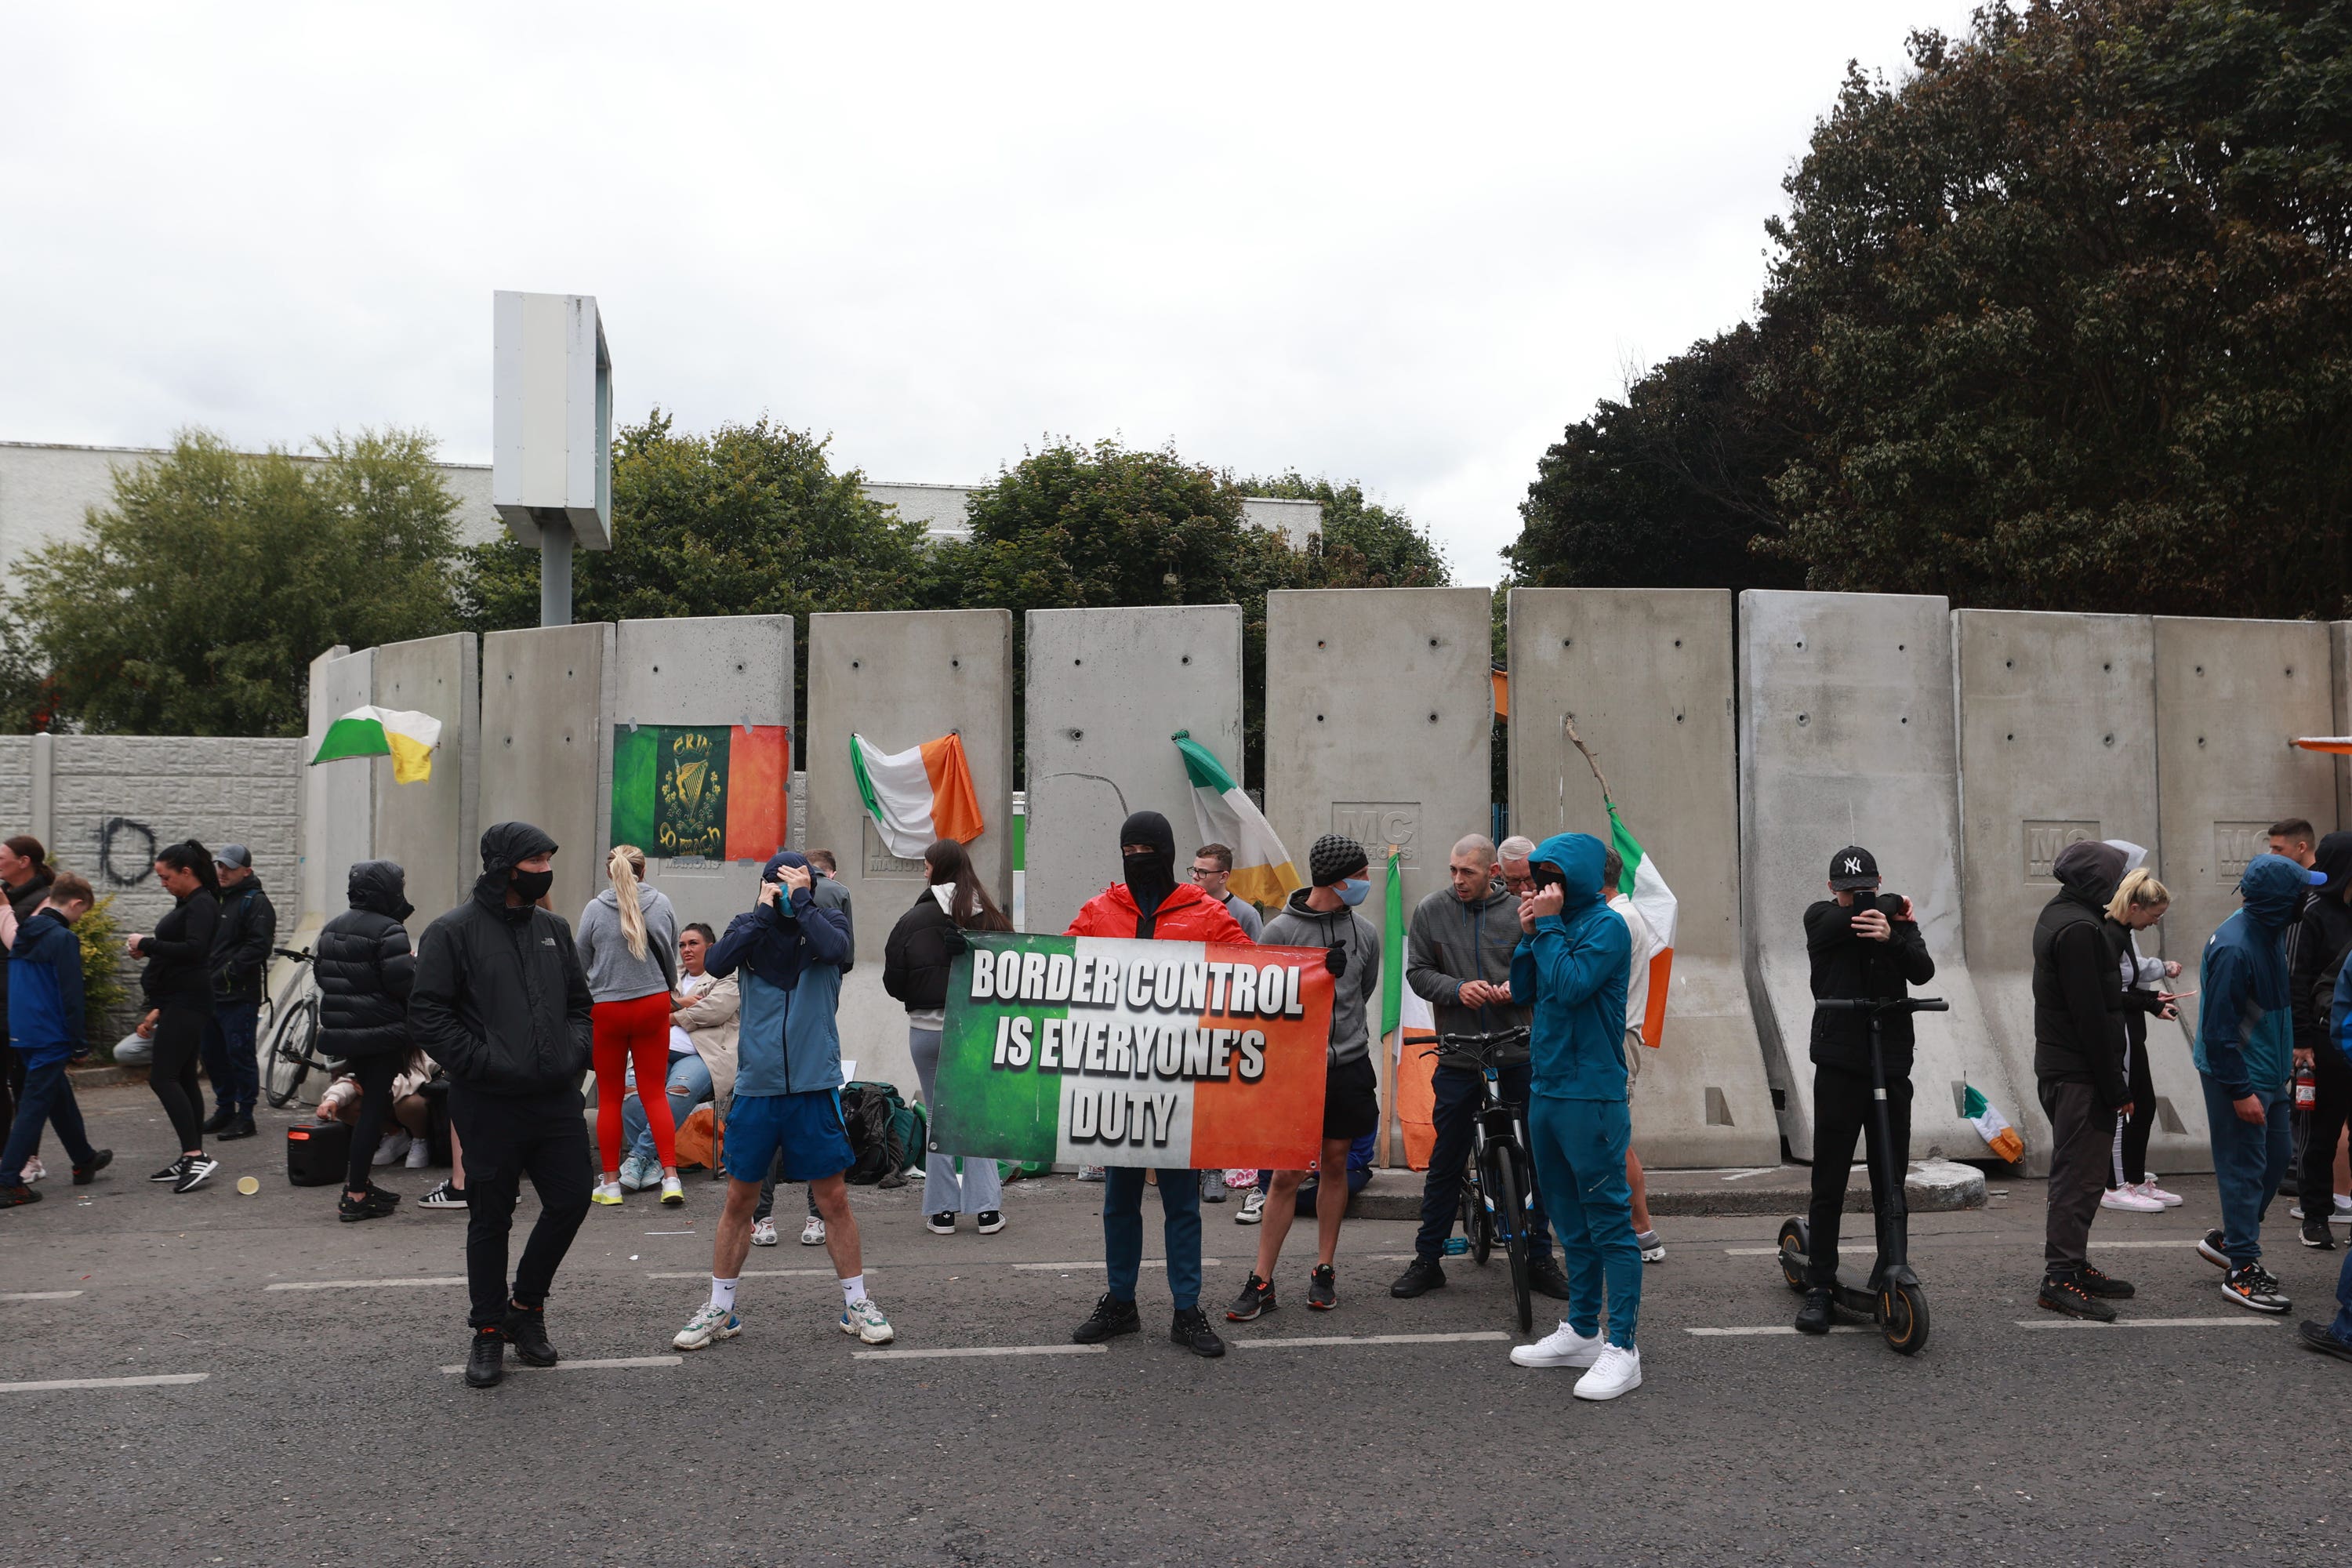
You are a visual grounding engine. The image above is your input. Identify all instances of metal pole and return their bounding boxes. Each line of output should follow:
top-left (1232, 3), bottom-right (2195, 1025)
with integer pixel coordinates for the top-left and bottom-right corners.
top-left (539, 517), bottom-right (573, 627)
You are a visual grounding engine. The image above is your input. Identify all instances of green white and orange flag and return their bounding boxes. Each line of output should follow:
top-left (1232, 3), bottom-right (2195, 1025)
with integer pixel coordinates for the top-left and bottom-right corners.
top-left (931, 933), bottom-right (1335, 1170)
top-left (310, 706), bottom-right (442, 785)
top-left (1172, 730), bottom-right (1300, 907)
top-left (612, 725), bottom-right (789, 861)
top-left (851, 731), bottom-right (985, 858)
top-left (1606, 803), bottom-right (1679, 1048)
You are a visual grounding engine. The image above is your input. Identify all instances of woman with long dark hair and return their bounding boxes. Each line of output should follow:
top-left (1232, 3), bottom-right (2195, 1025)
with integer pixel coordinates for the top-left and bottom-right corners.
top-left (883, 837), bottom-right (1012, 1236)
top-left (127, 840), bottom-right (222, 1192)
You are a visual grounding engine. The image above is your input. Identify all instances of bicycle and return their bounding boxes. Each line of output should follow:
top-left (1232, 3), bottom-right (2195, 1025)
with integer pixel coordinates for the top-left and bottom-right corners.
top-left (260, 946), bottom-right (338, 1109)
top-left (1428, 1027), bottom-right (1538, 1334)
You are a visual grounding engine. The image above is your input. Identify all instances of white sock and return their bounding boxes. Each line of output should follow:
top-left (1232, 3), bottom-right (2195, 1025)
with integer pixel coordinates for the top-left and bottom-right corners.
top-left (840, 1273), bottom-right (866, 1307)
top-left (710, 1276), bottom-right (738, 1312)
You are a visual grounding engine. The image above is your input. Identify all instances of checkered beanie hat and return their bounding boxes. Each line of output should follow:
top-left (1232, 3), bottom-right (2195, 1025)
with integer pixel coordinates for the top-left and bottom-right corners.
top-left (1309, 833), bottom-right (1370, 887)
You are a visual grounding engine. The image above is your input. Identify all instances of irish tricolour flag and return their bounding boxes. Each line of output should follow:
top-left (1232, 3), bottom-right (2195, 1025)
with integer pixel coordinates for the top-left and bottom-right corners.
top-left (1172, 730), bottom-right (1300, 906)
top-left (930, 934), bottom-right (1336, 1171)
top-left (851, 731), bottom-right (985, 859)
top-left (310, 706), bottom-right (443, 785)
top-left (1606, 803), bottom-right (1679, 1047)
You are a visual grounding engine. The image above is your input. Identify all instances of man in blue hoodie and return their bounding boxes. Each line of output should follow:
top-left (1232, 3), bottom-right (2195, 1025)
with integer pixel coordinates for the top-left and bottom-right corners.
top-left (1502, 832), bottom-right (1642, 1401)
top-left (675, 851), bottom-right (894, 1350)
top-left (2197, 851), bottom-right (2326, 1314)
top-left (2, 872), bottom-right (111, 1206)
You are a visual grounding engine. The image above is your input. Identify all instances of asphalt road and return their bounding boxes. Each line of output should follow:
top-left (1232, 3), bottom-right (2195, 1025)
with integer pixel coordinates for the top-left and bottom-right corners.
top-left (5, 1085), bottom-right (2349, 1567)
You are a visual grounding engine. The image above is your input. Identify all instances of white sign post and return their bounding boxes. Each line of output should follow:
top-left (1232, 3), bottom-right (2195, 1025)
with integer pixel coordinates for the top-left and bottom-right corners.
top-left (491, 291), bottom-right (612, 626)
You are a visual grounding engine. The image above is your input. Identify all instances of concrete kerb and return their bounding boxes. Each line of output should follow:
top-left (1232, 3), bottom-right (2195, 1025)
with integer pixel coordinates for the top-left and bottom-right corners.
top-left (477, 623), bottom-right (616, 926)
top-left (1737, 590), bottom-right (2024, 1165)
top-left (1506, 587), bottom-right (1777, 1168)
top-left (1022, 604), bottom-right (1245, 941)
top-left (1346, 1159), bottom-right (1986, 1221)
top-left (370, 632), bottom-right (479, 925)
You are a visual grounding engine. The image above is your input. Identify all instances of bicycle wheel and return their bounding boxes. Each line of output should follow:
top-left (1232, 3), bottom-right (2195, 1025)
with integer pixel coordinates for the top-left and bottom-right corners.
top-left (262, 996), bottom-right (318, 1109)
top-left (1487, 1145), bottom-right (1533, 1334)
top-left (1464, 1155), bottom-right (1494, 1265)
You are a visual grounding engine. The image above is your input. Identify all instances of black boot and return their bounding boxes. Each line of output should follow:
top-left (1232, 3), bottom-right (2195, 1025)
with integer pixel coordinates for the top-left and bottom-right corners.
top-left (1071, 1292), bottom-right (1141, 1344)
top-left (501, 1303), bottom-right (559, 1367)
top-left (219, 1114), bottom-right (257, 1142)
top-left (1795, 1287), bottom-right (1835, 1334)
top-left (201, 1107), bottom-right (235, 1135)
top-left (1389, 1258), bottom-right (1447, 1298)
top-left (464, 1327), bottom-right (505, 1388)
top-left (1527, 1256), bottom-right (1572, 1301)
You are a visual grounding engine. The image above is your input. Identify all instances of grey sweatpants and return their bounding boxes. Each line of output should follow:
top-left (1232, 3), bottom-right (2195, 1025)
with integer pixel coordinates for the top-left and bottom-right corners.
top-left (909, 1025), bottom-right (1002, 1215)
top-left (2040, 1077), bottom-right (2111, 1276)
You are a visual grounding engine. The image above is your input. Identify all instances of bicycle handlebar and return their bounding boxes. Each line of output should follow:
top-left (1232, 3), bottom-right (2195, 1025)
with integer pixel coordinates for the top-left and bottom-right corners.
top-left (271, 946), bottom-right (314, 962)
top-left (1814, 997), bottom-right (1947, 1014)
top-left (1437, 1028), bottom-right (1531, 1046)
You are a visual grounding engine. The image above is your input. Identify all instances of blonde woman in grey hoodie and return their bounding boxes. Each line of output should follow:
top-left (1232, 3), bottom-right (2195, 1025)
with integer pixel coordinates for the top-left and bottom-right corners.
top-left (579, 846), bottom-right (681, 1207)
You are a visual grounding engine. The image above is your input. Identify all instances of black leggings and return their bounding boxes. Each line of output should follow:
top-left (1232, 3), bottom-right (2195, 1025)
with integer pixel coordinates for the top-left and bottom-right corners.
top-left (2302, 1044), bottom-right (2351, 1211)
top-left (149, 1004), bottom-right (209, 1153)
top-left (347, 1054), bottom-right (399, 1193)
top-left (2108, 1026), bottom-right (2157, 1187)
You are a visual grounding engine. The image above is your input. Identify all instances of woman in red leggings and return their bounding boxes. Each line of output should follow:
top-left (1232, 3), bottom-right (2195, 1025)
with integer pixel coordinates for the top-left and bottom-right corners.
top-left (579, 846), bottom-right (683, 1207)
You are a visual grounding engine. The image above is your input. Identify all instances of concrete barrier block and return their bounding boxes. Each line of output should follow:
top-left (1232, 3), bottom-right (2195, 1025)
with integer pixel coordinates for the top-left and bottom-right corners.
top-left (479, 623), bottom-right (616, 927)
top-left (805, 609), bottom-right (1015, 1096)
top-left (1023, 605), bottom-right (1245, 939)
top-left (2332, 622), bottom-right (2352, 835)
top-left (613, 615), bottom-right (793, 934)
top-left (1952, 609), bottom-right (2193, 1173)
top-left (371, 633), bottom-right (479, 927)
top-left (302, 645), bottom-right (376, 929)
top-left (1507, 588), bottom-right (1777, 1167)
top-left (1737, 590), bottom-right (2022, 1163)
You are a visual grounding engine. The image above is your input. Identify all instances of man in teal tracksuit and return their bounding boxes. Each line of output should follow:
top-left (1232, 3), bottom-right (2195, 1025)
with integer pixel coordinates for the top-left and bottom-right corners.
top-left (1504, 832), bottom-right (1642, 1400)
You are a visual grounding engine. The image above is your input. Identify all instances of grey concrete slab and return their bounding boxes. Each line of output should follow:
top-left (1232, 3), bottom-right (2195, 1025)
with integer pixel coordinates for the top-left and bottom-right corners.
top-left (804, 609), bottom-right (1015, 1096)
top-left (1951, 610), bottom-right (2208, 1173)
top-left (2152, 617), bottom-right (2337, 972)
top-left (1023, 604), bottom-right (1246, 939)
top-left (301, 645), bottom-right (376, 931)
top-left (477, 623), bottom-right (616, 927)
top-left (1265, 587), bottom-right (1491, 1152)
top-left (1737, 590), bottom-right (2020, 1163)
top-left (1506, 588), bottom-right (1777, 1167)
top-left (370, 633), bottom-right (480, 927)
top-left (2332, 622), bottom-right (2352, 832)
top-left (612, 615), bottom-right (793, 934)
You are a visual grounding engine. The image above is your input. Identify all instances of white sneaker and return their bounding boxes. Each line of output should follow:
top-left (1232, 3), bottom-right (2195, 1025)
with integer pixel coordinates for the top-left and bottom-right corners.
top-left (21, 1156), bottom-right (45, 1183)
top-left (800, 1215), bottom-right (826, 1246)
top-left (1635, 1229), bottom-right (1665, 1262)
top-left (590, 1181), bottom-right (623, 1206)
top-left (404, 1138), bottom-right (430, 1170)
top-left (1236, 1190), bottom-right (1267, 1225)
top-left (2336, 1192), bottom-right (2352, 1215)
top-left (1511, 1319), bottom-right (1603, 1369)
top-left (1572, 1343), bottom-right (1642, 1401)
top-left (372, 1131), bottom-right (412, 1167)
top-left (840, 1297), bottom-right (894, 1345)
top-left (673, 1301), bottom-right (741, 1351)
top-left (615, 1155), bottom-right (652, 1192)
top-left (659, 1175), bottom-right (684, 1207)
top-left (750, 1216), bottom-right (778, 1247)
top-left (2143, 1179), bottom-right (2184, 1207)
top-left (2101, 1184), bottom-right (2165, 1213)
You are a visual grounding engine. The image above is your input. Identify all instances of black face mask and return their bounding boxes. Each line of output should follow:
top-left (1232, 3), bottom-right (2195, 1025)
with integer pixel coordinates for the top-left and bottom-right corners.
top-left (1123, 848), bottom-right (1175, 914)
top-left (510, 867), bottom-right (554, 905)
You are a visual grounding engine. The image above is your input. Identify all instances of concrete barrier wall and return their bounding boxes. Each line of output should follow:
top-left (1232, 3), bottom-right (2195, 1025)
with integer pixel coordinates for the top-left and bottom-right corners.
top-left (1507, 588), bottom-right (1777, 1167)
top-left (1265, 587), bottom-right (1491, 1151)
top-left (478, 623), bottom-right (615, 928)
top-left (2332, 622), bottom-right (2352, 839)
top-left (614, 615), bottom-right (793, 935)
top-left (1023, 604), bottom-right (1246, 939)
top-left (804, 609), bottom-right (1015, 1095)
top-left (372, 633), bottom-right (480, 925)
top-left (302, 646), bottom-right (376, 932)
top-left (0, 737), bottom-right (28, 841)
top-left (1738, 591), bottom-right (2021, 1163)
top-left (1951, 611), bottom-right (2210, 1173)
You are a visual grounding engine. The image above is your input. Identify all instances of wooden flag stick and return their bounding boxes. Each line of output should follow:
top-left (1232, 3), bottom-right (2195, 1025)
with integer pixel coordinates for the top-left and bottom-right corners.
top-left (1561, 713), bottom-right (1614, 811)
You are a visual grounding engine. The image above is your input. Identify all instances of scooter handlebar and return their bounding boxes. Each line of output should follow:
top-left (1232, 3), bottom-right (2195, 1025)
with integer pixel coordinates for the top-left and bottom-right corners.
top-left (1814, 996), bottom-right (1947, 1014)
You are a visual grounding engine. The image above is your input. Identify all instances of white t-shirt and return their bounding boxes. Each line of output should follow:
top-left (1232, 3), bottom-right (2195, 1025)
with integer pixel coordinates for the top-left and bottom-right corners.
top-left (1609, 893), bottom-right (1661, 1044)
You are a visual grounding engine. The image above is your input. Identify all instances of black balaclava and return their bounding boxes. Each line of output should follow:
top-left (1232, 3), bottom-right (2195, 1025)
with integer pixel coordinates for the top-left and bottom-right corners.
top-left (476, 821), bottom-right (558, 920)
top-left (1120, 810), bottom-right (1178, 931)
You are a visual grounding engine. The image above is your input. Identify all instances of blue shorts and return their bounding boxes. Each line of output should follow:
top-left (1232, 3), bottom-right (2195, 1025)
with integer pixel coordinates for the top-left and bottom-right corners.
top-left (724, 1090), bottom-right (854, 1185)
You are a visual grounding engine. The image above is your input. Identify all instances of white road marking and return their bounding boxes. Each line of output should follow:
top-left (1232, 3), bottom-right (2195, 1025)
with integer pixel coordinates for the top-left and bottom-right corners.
top-left (434, 1355), bottom-right (682, 1374)
top-left (2088, 1240), bottom-right (2201, 1249)
top-left (854, 1344), bottom-right (1109, 1362)
top-left (2016, 1316), bottom-right (2280, 1330)
top-left (644, 1230), bottom-right (696, 1236)
top-left (644, 1269), bottom-right (855, 1280)
top-left (1719, 1167), bottom-right (1780, 1182)
top-left (1009, 1258), bottom-right (1223, 1271)
top-left (1233, 1331), bottom-right (1512, 1348)
top-left (1722, 1247), bottom-right (1785, 1256)
top-left (267, 1276), bottom-right (466, 1291)
top-left (2, 1373), bottom-right (209, 1392)
top-left (1686, 1325), bottom-right (1875, 1336)
top-left (1, 1290), bottom-right (85, 1301)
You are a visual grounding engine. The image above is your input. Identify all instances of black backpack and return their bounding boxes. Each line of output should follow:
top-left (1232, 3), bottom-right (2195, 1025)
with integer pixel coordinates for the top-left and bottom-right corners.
top-left (840, 1080), bottom-right (915, 1187)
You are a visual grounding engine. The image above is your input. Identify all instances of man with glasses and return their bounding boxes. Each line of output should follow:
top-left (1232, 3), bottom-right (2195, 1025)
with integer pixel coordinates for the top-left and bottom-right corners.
top-left (1497, 836), bottom-right (1538, 898)
top-left (1190, 844), bottom-right (1263, 941)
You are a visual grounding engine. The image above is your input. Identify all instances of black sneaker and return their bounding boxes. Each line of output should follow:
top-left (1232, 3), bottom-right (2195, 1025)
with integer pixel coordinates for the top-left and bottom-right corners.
top-left (172, 1155), bottom-right (220, 1193)
top-left (1071, 1293), bottom-right (1141, 1344)
top-left (149, 1157), bottom-right (187, 1183)
top-left (362, 1185), bottom-right (400, 1215)
top-left (1795, 1287), bottom-right (1835, 1334)
top-left (416, 1181), bottom-right (467, 1210)
top-left (1527, 1256), bottom-right (1572, 1301)
top-left (501, 1304), bottom-right (559, 1367)
top-left (2223, 1265), bottom-right (2291, 1314)
top-left (464, 1327), bottom-right (505, 1388)
top-left (2038, 1274), bottom-right (2118, 1322)
top-left (71, 1150), bottom-right (111, 1185)
top-left (2197, 1228), bottom-right (2232, 1269)
top-left (1225, 1273), bottom-right (1277, 1322)
top-left (1307, 1264), bottom-right (1338, 1311)
top-left (926, 1211), bottom-right (957, 1235)
top-left (2297, 1320), bottom-right (2352, 1362)
top-left (1389, 1258), bottom-right (1447, 1298)
top-left (339, 1191), bottom-right (388, 1223)
top-left (1171, 1306), bottom-right (1226, 1358)
top-left (2303, 1215), bottom-right (2339, 1250)
top-left (201, 1108), bottom-right (236, 1135)
top-left (218, 1115), bottom-right (257, 1142)
top-left (975, 1210), bottom-right (1005, 1234)
top-left (0, 1182), bottom-right (39, 1208)
top-left (2077, 1265), bottom-right (2136, 1299)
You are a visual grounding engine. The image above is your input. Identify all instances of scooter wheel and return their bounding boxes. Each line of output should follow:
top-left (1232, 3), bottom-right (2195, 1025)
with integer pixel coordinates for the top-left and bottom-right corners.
top-left (1776, 1219), bottom-right (1809, 1293)
top-left (1878, 1282), bottom-right (1929, 1355)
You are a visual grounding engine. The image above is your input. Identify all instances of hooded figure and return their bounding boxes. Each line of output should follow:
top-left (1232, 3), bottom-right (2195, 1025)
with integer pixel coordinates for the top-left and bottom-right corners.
top-left (474, 821), bottom-right (560, 921)
top-left (706, 848), bottom-right (853, 1098)
top-left (2288, 830), bottom-right (2352, 1058)
top-left (2198, 852), bottom-right (2321, 1100)
top-left (1066, 812), bottom-right (1250, 944)
top-left (410, 823), bottom-right (593, 1096)
top-left (2031, 838), bottom-right (2132, 1105)
top-left (1120, 810), bottom-right (1178, 920)
top-left (316, 861), bottom-right (418, 1062)
top-left (1510, 833), bottom-right (1632, 1101)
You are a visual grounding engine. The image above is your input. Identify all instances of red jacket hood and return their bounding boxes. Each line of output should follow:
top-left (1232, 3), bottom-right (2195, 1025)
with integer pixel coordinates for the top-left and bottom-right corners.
top-left (1065, 880), bottom-right (1250, 944)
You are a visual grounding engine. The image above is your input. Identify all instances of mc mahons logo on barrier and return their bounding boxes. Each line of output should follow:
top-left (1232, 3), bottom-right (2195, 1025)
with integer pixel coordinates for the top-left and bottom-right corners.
top-left (863, 819), bottom-right (926, 880)
top-left (1333, 804), bottom-right (1420, 865)
top-left (2023, 821), bottom-right (2099, 880)
top-left (2214, 821), bottom-right (2275, 885)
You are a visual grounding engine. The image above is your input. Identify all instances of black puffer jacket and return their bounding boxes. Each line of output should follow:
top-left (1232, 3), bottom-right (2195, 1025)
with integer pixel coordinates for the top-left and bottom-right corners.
top-left (408, 822), bottom-right (593, 1096)
top-left (318, 861), bottom-right (416, 1060)
top-left (883, 889), bottom-right (965, 1011)
top-left (210, 874), bottom-right (278, 1004)
top-left (138, 886), bottom-right (220, 1010)
top-left (2290, 831), bottom-right (2352, 1061)
top-left (2031, 840), bottom-right (2130, 1105)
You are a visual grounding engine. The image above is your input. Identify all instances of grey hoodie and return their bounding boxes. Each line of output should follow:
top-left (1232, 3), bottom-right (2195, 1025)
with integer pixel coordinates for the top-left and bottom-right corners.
top-left (576, 883), bottom-right (681, 1004)
top-left (1406, 884), bottom-right (1532, 1043)
top-left (1260, 891), bottom-right (1381, 1065)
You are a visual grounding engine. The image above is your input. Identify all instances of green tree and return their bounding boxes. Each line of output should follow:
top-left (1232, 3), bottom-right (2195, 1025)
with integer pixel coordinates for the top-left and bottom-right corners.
top-left (2, 428), bottom-right (462, 736)
top-left (1239, 472), bottom-right (1450, 588)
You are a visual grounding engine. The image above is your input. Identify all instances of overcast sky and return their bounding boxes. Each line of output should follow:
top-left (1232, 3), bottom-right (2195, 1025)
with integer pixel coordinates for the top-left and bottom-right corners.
top-left (2, 2), bottom-right (1985, 583)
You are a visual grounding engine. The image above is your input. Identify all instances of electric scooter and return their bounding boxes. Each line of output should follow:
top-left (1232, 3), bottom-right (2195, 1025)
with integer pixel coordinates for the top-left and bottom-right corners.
top-left (1776, 995), bottom-right (1947, 1355)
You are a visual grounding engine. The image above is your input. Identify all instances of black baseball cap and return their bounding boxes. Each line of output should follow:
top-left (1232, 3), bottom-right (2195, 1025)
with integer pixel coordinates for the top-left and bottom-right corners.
top-left (214, 844), bottom-right (252, 870)
top-left (1827, 845), bottom-right (1879, 890)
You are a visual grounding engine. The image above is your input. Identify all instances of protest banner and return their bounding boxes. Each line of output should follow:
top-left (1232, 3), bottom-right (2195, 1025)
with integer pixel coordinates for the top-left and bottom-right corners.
top-left (931, 933), bottom-right (1336, 1171)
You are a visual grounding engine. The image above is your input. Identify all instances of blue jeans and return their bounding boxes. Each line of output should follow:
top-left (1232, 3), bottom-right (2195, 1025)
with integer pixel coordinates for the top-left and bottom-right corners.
top-left (201, 1001), bottom-right (260, 1114)
top-left (2331, 1243), bottom-right (2352, 1345)
top-left (1526, 1095), bottom-right (1640, 1347)
top-left (622, 1053), bottom-right (713, 1164)
top-left (1103, 1166), bottom-right (1203, 1312)
top-left (2201, 1076), bottom-right (2292, 1267)
top-left (2, 1058), bottom-right (97, 1185)
top-left (1413, 1062), bottom-right (1554, 1266)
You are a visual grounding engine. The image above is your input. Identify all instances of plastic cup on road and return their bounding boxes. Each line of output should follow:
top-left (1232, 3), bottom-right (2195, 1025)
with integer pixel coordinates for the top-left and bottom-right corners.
top-left (236, 1176), bottom-right (260, 1196)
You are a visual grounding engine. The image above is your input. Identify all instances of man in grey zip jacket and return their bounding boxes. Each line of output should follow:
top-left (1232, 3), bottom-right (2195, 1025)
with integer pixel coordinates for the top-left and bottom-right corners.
top-left (1392, 833), bottom-right (1566, 1301)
